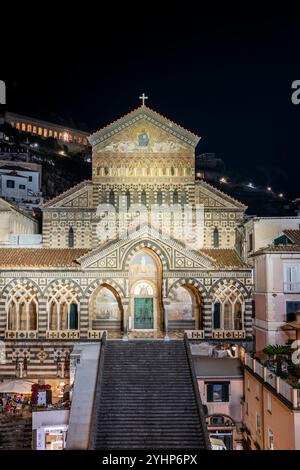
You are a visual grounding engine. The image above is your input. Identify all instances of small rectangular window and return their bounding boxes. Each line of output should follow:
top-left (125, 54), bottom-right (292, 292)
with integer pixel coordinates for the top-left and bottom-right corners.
top-left (206, 382), bottom-right (229, 402)
top-left (19, 184), bottom-right (26, 190)
top-left (268, 428), bottom-right (274, 450)
top-left (255, 383), bottom-right (260, 400)
top-left (286, 301), bottom-right (300, 322)
top-left (6, 180), bottom-right (15, 188)
top-left (267, 393), bottom-right (272, 413)
top-left (28, 176), bottom-right (32, 182)
top-left (256, 413), bottom-right (261, 436)
top-left (248, 233), bottom-right (253, 252)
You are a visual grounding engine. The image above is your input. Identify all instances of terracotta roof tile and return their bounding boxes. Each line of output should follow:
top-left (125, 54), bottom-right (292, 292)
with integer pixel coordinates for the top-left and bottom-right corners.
top-left (0, 248), bottom-right (90, 267)
top-left (199, 249), bottom-right (248, 268)
top-left (251, 244), bottom-right (300, 256)
top-left (283, 229), bottom-right (300, 245)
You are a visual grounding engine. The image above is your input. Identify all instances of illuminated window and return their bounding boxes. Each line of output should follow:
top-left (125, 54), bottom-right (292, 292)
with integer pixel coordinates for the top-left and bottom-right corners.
top-left (33, 126), bottom-right (37, 133)
top-left (47, 285), bottom-right (79, 331)
top-left (6, 285), bottom-right (38, 331)
top-left (54, 131), bottom-right (58, 138)
top-left (48, 130), bottom-right (53, 137)
top-left (38, 127), bottom-right (43, 136)
top-left (268, 428), bottom-right (274, 450)
top-left (44, 129), bottom-right (48, 137)
top-left (27, 124), bottom-right (32, 132)
top-left (59, 132), bottom-right (63, 140)
top-left (21, 123), bottom-right (26, 131)
top-left (63, 132), bottom-right (69, 142)
top-left (212, 285), bottom-right (244, 330)
top-left (16, 122), bottom-right (21, 129)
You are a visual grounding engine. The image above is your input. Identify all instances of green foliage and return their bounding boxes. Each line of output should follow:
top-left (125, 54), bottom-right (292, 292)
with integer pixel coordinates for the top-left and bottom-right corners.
top-left (263, 345), bottom-right (292, 357)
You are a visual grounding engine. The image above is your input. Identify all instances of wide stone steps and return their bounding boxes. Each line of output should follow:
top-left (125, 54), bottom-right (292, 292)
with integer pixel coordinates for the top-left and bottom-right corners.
top-left (90, 339), bottom-right (208, 449)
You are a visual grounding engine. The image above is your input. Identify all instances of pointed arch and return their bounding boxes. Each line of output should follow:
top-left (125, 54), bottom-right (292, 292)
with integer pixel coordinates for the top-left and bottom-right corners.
top-left (6, 283), bottom-right (38, 331)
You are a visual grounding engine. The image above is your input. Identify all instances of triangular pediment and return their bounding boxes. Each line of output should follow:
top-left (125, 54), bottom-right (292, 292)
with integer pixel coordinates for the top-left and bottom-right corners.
top-left (88, 105), bottom-right (200, 149)
top-left (195, 180), bottom-right (247, 209)
top-left (42, 180), bottom-right (94, 209)
top-left (78, 224), bottom-right (213, 270)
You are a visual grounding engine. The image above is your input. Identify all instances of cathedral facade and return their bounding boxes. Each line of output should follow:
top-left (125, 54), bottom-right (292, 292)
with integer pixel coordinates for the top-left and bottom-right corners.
top-left (0, 105), bottom-right (252, 380)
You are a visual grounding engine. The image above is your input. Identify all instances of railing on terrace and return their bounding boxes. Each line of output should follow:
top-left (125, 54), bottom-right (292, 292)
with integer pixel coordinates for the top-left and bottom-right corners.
top-left (244, 353), bottom-right (300, 409)
top-left (283, 282), bottom-right (300, 293)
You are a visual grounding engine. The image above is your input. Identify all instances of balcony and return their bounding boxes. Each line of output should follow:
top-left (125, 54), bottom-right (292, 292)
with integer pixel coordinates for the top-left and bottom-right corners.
top-left (244, 353), bottom-right (300, 409)
top-left (5, 330), bottom-right (38, 339)
top-left (46, 330), bottom-right (80, 339)
top-left (212, 330), bottom-right (246, 339)
top-left (284, 282), bottom-right (300, 293)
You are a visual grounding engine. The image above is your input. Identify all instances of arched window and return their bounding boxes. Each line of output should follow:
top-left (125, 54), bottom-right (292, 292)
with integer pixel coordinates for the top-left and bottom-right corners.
top-left (6, 285), bottom-right (38, 331)
top-left (213, 227), bottom-right (219, 248)
top-left (157, 191), bottom-right (163, 206)
top-left (173, 190), bottom-right (179, 205)
top-left (125, 190), bottom-right (131, 209)
top-left (141, 190), bottom-right (147, 206)
top-left (133, 190), bottom-right (139, 204)
top-left (109, 190), bottom-right (115, 206)
top-left (212, 285), bottom-right (244, 330)
top-left (149, 190), bottom-right (155, 205)
top-left (47, 285), bottom-right (79, 331)
top-left (68, 227), bottom-right (74, 248)
top-left (90, 285), bottom-right (121, 330)
top-left (181, 191), bottom-right (186, 206)
top-left (165, 191), bottom-right (170, 205)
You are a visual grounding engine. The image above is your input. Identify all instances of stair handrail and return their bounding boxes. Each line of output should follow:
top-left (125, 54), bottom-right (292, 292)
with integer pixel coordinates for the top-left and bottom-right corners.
top-left (88, 330), bottom-right (107, 449)
top-left (183, 332), bottom-right (212, 450)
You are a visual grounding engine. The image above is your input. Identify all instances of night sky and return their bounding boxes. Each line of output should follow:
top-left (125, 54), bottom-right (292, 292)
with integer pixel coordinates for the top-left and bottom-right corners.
top-left (3, 5), bottom-right (300, 198)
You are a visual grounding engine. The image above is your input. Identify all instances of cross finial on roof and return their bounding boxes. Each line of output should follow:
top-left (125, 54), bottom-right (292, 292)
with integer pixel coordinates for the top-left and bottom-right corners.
top-left (139, 93), bottom-right (148, 106)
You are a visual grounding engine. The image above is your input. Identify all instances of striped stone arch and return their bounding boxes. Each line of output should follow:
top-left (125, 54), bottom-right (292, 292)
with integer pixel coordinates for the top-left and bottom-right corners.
top-left (1, 278), bottom-right (42, 299)
top-left (208, 278), bottom-right (251, 299)
top-left (122, 240), bottom-right (170, 271)
top-left (43, 278), bottom-right (85, 299)
top-left (168, 278), bottom-right (208, 300)
top-left (84, 278), bottom-right (125, 300)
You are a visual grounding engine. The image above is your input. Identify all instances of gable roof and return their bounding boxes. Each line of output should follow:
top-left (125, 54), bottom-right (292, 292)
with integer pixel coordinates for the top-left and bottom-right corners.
top-left (0, 197), bottom-right (37, 222)
top-left (88, 105), bottom-right (200, 148)
top-left (42, 180), bottom-right (92, 208)
top-left (195, 179), bottom-right (247, 210)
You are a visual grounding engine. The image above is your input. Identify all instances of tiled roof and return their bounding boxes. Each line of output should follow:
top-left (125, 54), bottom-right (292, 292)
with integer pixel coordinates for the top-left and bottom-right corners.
top-left (251, 244), bottom-right (300, 256)
top-left (199, 249), bottom-right (248, 268)
top-left (0, 248), bottom-right (90, 267)
top-left (283, 229), bottom-right (300, 244)
top-left (42, 180), bottom-right (92, 208)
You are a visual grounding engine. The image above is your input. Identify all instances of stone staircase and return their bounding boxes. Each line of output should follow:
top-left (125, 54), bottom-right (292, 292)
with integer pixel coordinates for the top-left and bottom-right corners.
top-left (90, 339), bottom-right (210, 449)
top-left (0, 415), bottom-right (32, 450)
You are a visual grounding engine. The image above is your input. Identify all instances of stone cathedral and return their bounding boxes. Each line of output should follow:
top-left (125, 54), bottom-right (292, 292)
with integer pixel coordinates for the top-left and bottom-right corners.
top-left (0, 104), bottom-right (253, 380)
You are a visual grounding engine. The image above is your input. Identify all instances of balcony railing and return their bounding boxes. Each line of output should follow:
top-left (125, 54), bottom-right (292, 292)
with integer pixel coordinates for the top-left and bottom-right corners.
top-left (5, 330), bottom-right (38, 339)
top-left (244, 352), bottom-right (300, 409)
top-left (284, 282), bottom-right (300, 293)
top-left (212, 330), bottom-right (246, 339)
top-left (46, 330), bottom-right (80, 339)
